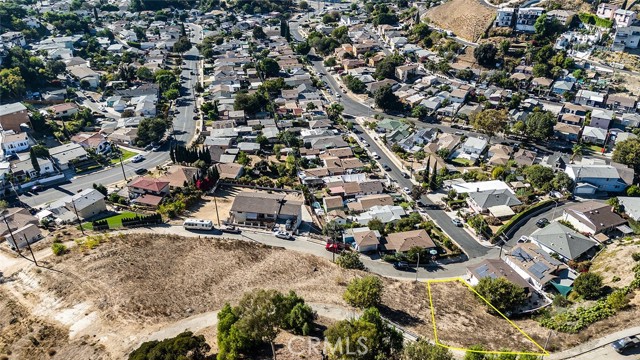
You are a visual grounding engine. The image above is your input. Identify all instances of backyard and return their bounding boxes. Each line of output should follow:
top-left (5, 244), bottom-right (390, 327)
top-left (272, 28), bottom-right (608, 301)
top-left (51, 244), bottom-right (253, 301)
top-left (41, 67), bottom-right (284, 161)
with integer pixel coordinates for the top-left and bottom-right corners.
top-left (81, 211), bottom-right (142, 230)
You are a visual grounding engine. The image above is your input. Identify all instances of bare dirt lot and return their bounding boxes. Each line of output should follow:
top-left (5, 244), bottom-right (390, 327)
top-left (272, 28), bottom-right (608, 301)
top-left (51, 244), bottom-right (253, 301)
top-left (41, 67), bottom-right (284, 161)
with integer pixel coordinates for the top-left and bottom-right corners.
top-left (427, 280), bottom-right (543, 353)
top-left (425, 0), bottom-right (495, 42)
top-left (2, 234), bottom-right (640, 359)
top-left (591, 240), bottom-right (640, 287)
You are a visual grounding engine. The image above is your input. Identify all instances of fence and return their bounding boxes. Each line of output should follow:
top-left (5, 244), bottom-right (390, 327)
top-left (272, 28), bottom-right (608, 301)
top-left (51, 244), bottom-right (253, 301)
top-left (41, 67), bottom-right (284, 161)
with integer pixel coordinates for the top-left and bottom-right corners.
top-left (92, 213), bottom-right (163, 231)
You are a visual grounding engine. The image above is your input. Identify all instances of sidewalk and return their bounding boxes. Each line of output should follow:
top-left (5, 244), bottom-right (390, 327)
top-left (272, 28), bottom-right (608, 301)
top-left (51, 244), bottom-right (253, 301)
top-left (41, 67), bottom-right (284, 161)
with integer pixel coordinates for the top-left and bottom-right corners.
top-left (547, 326), bottom-right (640, 360)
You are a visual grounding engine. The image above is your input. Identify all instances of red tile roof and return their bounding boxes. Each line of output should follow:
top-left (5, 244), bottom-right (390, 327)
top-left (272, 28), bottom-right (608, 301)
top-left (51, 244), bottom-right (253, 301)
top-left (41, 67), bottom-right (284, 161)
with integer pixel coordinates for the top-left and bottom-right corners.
top-left (128, 177), bottom-right (169, 192)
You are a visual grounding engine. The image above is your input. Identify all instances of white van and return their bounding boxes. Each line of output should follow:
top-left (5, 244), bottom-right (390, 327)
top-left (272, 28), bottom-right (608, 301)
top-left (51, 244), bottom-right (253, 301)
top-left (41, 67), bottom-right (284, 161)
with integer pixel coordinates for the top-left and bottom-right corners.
top-left (371, 152), bottom-right (380, 160)
top-left (183, 219), bottom-right (214, 231)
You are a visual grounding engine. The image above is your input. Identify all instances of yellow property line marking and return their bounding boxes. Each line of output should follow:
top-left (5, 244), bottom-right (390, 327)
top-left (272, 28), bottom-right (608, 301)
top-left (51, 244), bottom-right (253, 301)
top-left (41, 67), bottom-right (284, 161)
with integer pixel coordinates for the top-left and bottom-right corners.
top-left (426, 277), bottom-right (549, 356)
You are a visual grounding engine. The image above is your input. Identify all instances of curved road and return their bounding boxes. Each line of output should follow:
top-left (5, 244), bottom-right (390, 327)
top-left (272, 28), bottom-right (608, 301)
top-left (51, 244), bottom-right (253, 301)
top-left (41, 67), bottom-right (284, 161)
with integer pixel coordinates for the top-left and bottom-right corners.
top-left (22, 44), bottom-right (201, 207)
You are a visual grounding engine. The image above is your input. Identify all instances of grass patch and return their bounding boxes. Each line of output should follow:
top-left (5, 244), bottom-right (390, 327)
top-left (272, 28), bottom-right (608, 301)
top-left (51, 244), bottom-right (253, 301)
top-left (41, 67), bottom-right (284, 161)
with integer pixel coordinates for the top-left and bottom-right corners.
top-left (451, 158), bottom-right (474, 166)
top-left (82, 212), bottom-right (141, 230)
top-left (111, 149), bottom-right (137, 164)
top-left (586, 145), bottom-right (603, 153)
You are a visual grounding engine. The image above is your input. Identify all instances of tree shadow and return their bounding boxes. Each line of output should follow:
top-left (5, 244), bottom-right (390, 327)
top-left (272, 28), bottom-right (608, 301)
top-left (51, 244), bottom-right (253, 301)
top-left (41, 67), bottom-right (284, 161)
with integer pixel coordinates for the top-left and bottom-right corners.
top-left (379, 304), bottom-right (422, 327)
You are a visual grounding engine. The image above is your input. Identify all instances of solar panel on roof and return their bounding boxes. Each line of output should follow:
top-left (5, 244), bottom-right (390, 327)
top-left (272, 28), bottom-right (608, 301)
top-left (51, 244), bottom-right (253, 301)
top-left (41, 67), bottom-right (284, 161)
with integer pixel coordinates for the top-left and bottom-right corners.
top-left (512, 248), bottom-right (533, 261)
top-left (530, 262), bottom-right (550, 280)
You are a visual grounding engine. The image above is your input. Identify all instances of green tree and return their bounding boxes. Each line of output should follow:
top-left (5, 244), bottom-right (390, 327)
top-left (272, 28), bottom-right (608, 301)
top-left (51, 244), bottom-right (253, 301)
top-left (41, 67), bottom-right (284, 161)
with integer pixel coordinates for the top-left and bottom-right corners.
top-left (522, 165), bottom-right (555, 191)
top-left (136, 66), bottom-right (154, 81)
top-left (374, 85), bottom-right (402, 112)
top-left (236, 151), bottom-right (251, 166)
top-left (173, 36), bottom-right (192, 53)
top-left (525, 111), bottom-right (556, 141)
top-left (367, 218), bottom-right (384, 234)
top-left (259, 58), bottom-right (281, 77)
top-left (463, 345), bottom-right (488, 360)
top-left (0, 67), bottom-right (26, 99)
top-left (627, 184), bottom-right (640, 197)
top-left (573, 272), bottom-right (603, 300)
top-left (295, 41), bottom-right (311, 55)
top-left (411, 105), bottom-right (430, 120)
top-left (129, 331), bottom-right (210, 360)
top-left (571, 143), bottom-right (583, 161)
top-left (551, 171), bottom-right (573, 191)
top-left (472, 109), bottom-right (508, 140)
top-left (323, 220), bottom-right (343, 242)
top-left (299, 0), bottom-right (308, 9)
top-left (613, 138), bottom-right (640, 172)
top-left (403, 339), bottom-right (454, 360)
top-left (336, 252), bottom-right (366, 270)
top-left (473, 277), bottom-right (527, 315)
top-left (326, 103), bottom-right (344, 121)
top-left (473, 43), bottom-right (497, 68)
top-left (252, 25), bottom-right (267, 39)
top-left (29, 148), bottom-right (41, 174)
top-left (136, 118), bottom-right (168, 146)
top-left (325, 307), bottom-right (403, 360)
top-left (163, 88), bottom-right (180, 100)
top-left (234, 289), bottom-right (282, 359)
top-left (343, 275), bottom-right (383, 309)
top-left (343, 74), bottom-right (366, 93)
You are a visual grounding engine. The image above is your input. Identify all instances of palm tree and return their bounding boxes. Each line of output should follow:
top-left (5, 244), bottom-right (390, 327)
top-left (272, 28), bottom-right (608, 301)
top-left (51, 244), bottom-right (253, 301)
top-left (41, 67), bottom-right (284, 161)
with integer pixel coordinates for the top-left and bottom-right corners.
top-left (571, 143), bottom-right (584, 162)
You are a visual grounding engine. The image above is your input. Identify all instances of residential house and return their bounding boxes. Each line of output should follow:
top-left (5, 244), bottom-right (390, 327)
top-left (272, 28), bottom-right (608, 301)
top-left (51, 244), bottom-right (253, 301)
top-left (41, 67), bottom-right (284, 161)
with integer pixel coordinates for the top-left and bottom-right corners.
top-left (606, 94), bottom-right (636, 113)
top-left (547, 9), bottom-right (575, 26)
top-left (575, 90), bottom-right (605, 107)
top-left (128, 177), bottom-right (170, 207)
top-left (590, 109), bottom-right (614, 129)
top-left (215, 162), bottom-right (244, 179)
top-left (68, 66), bottom-right (100, 88)
top-left (395, 64), bottom-right (418, 82)
top-left (566, 163), bottom-right (633, 193)
top-left (49, 143), bottom-right (88, 170)
top-left (581, 126), bottom-right (607, 145)
top-left (385, 229), bottom-right (436, 253)
top-left (513, 149), bottom-right (536, 167)
top-left (467, 259), bottom-right (533, 297)
top-left (0, 103), bottom-right (30, 132)
top-left (11, 156), bottom-right (55, 180)
top-left (346, 194), bottom-right (394, 212)
top-left (0, 208), bottom-right (40, 249)
top-left (503, 242), bottom-right (570, 291)
top-left (229, 191), bottom-right (304, 230)
top-left (51, 188), bottom-right (106, 221)
top-left (487, 144), bottom-right (512, 166)
top-left (452, 180), bottom-right (512, 194)
top-left (353, 205), bottom-right (406, 224)
top-left (1, 132), bottom-right (30, 155)
top-left (529, 222), bottom-right (599, 262)
top-left (612, 26), bottom-right (640, 51)
top-left (552, 80), bottom-right (574, 95)
top-left (516, 7), bottom-right (545, 32)
top-left (597, 3), bottom-right (619, 19)
top-left (343, 227), bottom-right (381, 253)
top-left (618, 197), bottom-right (640, 221)
top-left (323, 195), bottom-right (344, 212)
top-left (71, 132), bottom-right (109, 153)
top-left (614, 9), bottom-right (636, 27)
top-left (495, 8), bottom-right (516, 27)
top-left (47, 103), bottom-right (79, 119)
top-left (467, 188), bottom-right (522, 215)
top-left (541, 152), bottom-right (571, 172)
top-left (620, 113), bottom-right (640, 128)
top-left (158, 165), bottom-right (200, 190)
top-left (461, 136), bottom-right (488, 156)
top-left (554, 123), bottom-right (581, 141)
top-left (562, 201), bottom-right (627, 235)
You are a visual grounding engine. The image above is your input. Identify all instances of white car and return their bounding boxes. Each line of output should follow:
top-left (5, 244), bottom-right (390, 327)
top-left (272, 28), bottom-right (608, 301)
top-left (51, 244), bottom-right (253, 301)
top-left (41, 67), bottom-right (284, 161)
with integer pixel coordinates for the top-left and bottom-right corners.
top-left (371, 152), bottom-right (380, 160)
top-left (518, 235), bottom-right (529, 243)
top-left (131, 154), bottom-right (144, 163)
top-left (403, 187), bottom-right (410, 193)
top-left (274, 231), bottom-right (292, 240)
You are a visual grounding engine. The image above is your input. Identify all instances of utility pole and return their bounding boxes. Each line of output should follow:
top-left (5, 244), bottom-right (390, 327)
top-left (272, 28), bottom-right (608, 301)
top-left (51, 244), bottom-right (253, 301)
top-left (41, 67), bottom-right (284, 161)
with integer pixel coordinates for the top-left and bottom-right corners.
top-left (71, 198), bottom-right (85, 236)
top-left (113, 143), bottom-right (128, 183)
top-left (23, 234), bottom-right (38, 267)
top-left (415, 251), bottom-right (420, 282)
top-left (540, 330), bottom-right (554, 360)
top-left (2, 211), bottom-right (19, 253)
top-left (213, 193), bottom-right (220, 227)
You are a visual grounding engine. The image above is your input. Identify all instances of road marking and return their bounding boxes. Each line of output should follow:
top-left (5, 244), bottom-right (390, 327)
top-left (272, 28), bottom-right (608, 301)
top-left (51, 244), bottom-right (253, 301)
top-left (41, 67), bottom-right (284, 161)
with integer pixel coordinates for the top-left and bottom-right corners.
top-left (426, 277), bottom-right (549, 357)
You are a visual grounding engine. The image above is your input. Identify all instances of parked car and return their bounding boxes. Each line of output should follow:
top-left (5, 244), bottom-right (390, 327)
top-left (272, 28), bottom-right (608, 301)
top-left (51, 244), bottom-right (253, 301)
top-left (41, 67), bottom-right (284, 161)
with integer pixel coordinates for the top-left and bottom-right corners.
top-left (371, 152), bottom-right (380, 160)
top-left (518, 235), bottom-right (529, 243)
top-left (135, 168), bottom-right (148, 175)
top-left (325, 242), bottom-right (347, 253)
top-left (31, 185), bottom-right (42, 192)
top-left (452, 218), bottom-right (463, 227)
top-left (393, 261), bottom-right (410, 271)
top-left (382, 164), bottom-right (391, 171)
top-left (274, 231), bottom-right (292, 240)
top-left (612, 336), bottom-right (640, 353)
top-left (222, 225), bottom-right (241, 234)
top-left (402, 173), bottom-right (410, 179)
top-left (131, 155), bottom-right (145, 163)
top-left (536, 218), bottom-right (549, 228)
top-left (403, 187), bottom-right (410, 193)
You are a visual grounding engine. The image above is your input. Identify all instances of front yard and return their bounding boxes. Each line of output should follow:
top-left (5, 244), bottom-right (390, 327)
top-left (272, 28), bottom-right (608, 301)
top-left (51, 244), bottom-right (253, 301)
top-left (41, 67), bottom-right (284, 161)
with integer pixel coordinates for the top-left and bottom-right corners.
top-left (111, 149), bottom-right (137, 164)
top-left (82, 211), bottom-right (142, 230)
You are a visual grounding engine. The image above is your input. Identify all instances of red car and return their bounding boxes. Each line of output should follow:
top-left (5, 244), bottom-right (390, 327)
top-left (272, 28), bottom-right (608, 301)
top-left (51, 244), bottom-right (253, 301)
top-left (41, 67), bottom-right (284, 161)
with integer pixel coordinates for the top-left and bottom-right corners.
top-left (325, 242), bottom-right (348, 253)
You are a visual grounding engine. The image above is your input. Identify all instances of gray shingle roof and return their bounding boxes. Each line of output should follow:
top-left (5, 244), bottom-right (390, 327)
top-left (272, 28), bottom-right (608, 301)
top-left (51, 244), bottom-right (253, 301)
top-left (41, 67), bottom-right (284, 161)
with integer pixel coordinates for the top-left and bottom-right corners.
top-left (530, 222), bottom-right (597, 260)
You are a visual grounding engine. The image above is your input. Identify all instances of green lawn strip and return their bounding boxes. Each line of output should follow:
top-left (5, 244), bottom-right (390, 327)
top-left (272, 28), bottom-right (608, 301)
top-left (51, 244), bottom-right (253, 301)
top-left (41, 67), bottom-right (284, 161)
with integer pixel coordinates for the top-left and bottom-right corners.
top-left (81, 211), bottom-right (141, 230)
top-left (110, 149), bottom-right (137, 164)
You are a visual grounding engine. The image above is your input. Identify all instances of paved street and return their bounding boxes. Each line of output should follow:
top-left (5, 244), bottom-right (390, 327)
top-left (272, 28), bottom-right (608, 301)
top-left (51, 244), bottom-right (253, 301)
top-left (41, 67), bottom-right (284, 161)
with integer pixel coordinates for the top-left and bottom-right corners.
top-left (21, 41), bottom-right (202, 208)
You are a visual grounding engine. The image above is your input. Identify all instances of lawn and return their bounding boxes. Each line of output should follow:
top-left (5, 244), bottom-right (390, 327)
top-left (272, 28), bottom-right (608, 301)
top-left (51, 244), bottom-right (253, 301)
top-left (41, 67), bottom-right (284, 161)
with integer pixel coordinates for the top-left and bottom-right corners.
top-left (82, 211), bottom-right (141, 230)
top-left (110, 149), bottom-right (137, 164)
top-left (586, 145), bottom-right (604, 153)
top-left (451, 157), bottom-right (474, 166)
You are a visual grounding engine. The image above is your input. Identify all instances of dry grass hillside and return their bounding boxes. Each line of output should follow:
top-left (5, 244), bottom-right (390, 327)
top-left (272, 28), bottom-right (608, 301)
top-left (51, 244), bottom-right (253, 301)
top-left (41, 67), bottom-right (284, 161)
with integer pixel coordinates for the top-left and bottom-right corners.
top-left (425, 0), bottom-right (495, 42)
top-left (1, 234), bottom-right (640, 359)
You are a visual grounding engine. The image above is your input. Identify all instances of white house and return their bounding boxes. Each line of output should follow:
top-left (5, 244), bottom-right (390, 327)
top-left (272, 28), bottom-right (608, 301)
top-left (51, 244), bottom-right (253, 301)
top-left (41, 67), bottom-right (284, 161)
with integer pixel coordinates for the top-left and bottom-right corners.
top-left (495, 8), bottom-right (516, 28)
top-left (1, 132), bottom-right (30, 155)
top-left (612, 26), bottom-right (640, 51)
top-left (461, 137), bottom-right (488, 155)
top-left (516, 7), bottom-right (545, 32)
